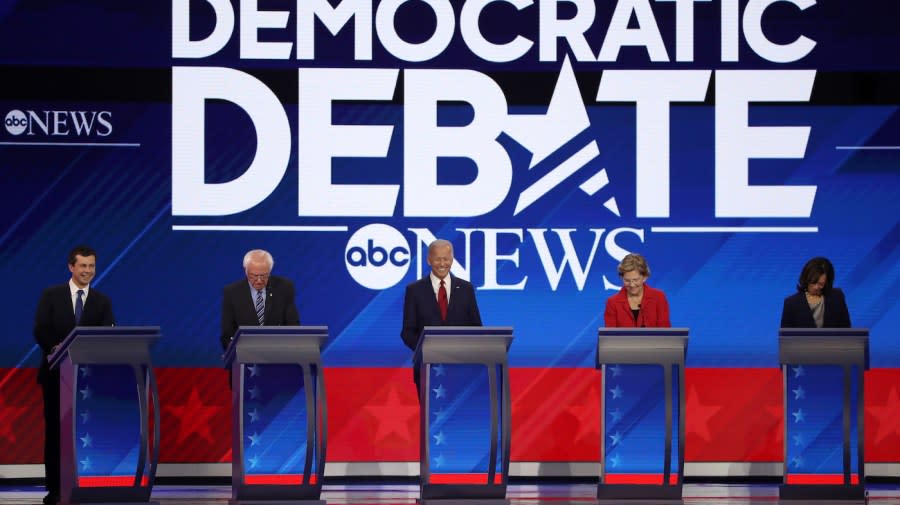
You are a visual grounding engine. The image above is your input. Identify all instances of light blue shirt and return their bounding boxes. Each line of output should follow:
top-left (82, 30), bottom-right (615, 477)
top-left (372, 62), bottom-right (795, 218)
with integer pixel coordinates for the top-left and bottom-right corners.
top-left (247, 282), bottom-right (267, 305)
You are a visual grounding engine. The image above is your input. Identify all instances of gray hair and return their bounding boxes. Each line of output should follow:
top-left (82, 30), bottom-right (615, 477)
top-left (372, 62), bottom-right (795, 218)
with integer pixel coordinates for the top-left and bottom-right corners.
top-left (243, 249), bottom-right (274, 271)
top-left (428, 239), bottom-right (453, 256)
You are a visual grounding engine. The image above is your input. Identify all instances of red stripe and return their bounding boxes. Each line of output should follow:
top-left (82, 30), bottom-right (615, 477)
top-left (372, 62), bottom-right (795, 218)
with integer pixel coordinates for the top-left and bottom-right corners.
top-left (604, 474), bottom-right (669, 485)
top-left (429, 473), bottom-right (503, 484)
top-left (78, 476), bottom-right (149, 487)
top-left (244, 474), bottom-right (303, 485)
top-left (786, 474), bottom-right (859, 485)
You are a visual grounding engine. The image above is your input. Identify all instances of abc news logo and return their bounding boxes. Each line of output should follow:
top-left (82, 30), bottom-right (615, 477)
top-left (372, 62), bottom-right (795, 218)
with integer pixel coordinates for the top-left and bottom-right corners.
top-left (345, 224), bottom-right (411, 290)
top-left (4, 109), bottom-right (113, 137)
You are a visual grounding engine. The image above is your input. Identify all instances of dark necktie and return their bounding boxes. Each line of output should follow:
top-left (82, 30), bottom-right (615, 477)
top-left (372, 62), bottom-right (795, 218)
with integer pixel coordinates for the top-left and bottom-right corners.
top-left (255, 290), bottom-right (265, 325)
top-left (438, 280), bottom-right (448, 322)
top-left (75, 289), bottom-right (84, 324)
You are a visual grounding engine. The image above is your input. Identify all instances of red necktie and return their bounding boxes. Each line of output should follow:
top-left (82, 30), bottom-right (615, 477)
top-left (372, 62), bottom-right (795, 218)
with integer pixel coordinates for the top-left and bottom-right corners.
top-left (438, 280), bottom-right (448, 321)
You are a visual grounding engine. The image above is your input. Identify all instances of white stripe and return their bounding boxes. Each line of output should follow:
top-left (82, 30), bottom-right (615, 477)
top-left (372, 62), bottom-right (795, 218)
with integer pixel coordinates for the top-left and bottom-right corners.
top-left (835, 145), bottom-right (900, 150)
top-left (579, 168), bottom-right (609, 196)
top-left (173, 225), bottom-right (348, 232)
top-left (651, 226), bottom-right (818, 233)
top-left (514, 141), bottom-right (600, 215)
top-left (0, 141), bottom-right (141, 147)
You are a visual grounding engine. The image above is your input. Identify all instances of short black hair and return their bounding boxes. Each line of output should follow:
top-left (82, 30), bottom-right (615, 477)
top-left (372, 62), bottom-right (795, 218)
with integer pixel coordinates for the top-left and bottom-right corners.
top-left (68, 245), bottom-right (97, 265)
top-left (796, 256), bottom-right (836, 295)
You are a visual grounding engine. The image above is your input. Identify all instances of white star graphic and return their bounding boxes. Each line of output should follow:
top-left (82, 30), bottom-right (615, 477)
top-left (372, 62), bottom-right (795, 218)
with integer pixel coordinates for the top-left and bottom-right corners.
top-left (791, 456), bottom-right (805, 468)
top-left (79, 386), bottom-right (92, 400)
top-left (432, 364), bottom-right (445, 377)
top-left (80, 456), bottom-right (92, 471)
top-left (248, 408), bottom-right (260, 423)
top-left (248, 432), bottom-right (260, 447)
top-left (434, 453), bottom-right (445, 468)
top-left (792, 408), bottom-right (806, 423)
top-left (609, 453), bottom-right (621, 468)
top-left (248, 385), bottom-right (261, 400)
top-left (248, 364), bottom-right (261, 377)
top-left (610, 365), bottom-right (623, 377)
top-left (432, 384), bottom-right (446, 399)
top-left (792, 385), bottom-right (806, 400)
top-left (80, 410), bottom-right (90, 424)
top-left (79, 366), bottom-right (92, 378)
top-left (80, 433), bottom-right (93, 448)
top-left (609, 385), bottom-right (623, 400)
top-left (792, 365), bottom-right (805, 378)
top-left (609, 408), bottom-right (623, 423)
top-left (433, 431), bottom-right (446, 446)
top-left (609, 431), bottom-right (622, 446)
top-left (792, 433), bottom-right (805, 446)
top-left (248, 455), bottom-right (259, 469)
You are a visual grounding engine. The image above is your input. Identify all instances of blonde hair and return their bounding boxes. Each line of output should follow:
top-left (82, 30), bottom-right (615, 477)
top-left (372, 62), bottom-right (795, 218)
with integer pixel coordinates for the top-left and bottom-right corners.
top-left (617, 253), bottom-right (650, 278)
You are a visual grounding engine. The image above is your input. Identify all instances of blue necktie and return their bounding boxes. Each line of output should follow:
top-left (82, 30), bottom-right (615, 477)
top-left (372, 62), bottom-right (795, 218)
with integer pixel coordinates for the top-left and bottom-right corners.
top-left (255, 290), bottom-right (265, 325)
top-left (75, 289), bottom-right (84, 324)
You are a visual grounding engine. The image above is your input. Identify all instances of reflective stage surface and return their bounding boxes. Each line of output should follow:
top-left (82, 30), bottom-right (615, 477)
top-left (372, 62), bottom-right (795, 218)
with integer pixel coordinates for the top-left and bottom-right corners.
top-left (0, 483), bottom-right (898, 504)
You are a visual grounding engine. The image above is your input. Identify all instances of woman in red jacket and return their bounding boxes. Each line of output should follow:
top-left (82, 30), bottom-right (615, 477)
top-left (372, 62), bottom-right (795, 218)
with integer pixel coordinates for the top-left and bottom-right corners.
top-left (604, 253), bottom-right (671, 327)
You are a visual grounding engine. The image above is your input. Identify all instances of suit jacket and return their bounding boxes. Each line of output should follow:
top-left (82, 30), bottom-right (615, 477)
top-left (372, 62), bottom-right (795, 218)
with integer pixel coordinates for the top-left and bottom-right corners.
top-left (33, 283), bottom-right (115, 384)
top-left (401, 275), bottom-right (482, 351)
top-left (220, 275), bottom-right (300, 349)
top-left (780, 288), bottom-right (851, 328)
top-left (604, 284), bottom-right (671, 328)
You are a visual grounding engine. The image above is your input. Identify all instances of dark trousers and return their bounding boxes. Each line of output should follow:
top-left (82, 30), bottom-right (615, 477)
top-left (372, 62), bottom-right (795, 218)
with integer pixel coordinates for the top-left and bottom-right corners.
top-left (40, 372), bottom-right (60, 499)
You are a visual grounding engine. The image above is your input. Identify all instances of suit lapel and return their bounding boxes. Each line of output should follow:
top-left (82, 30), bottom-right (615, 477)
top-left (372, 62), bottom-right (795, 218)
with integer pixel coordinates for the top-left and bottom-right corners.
top-left (60, 286), bottom-right (77, 326)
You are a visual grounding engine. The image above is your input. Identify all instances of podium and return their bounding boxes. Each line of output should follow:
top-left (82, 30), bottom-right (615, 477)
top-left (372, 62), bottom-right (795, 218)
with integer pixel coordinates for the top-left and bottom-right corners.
top-left (779, 328), bottom-right (869, 501)
top-left (595, 328), bottom-right (688, 502)
top-left (47, 326), bottom-right (161, 505)
top-left (223, 326), bottom-right (328, 505)
top-left (414, 326), bottom-right (513, 505)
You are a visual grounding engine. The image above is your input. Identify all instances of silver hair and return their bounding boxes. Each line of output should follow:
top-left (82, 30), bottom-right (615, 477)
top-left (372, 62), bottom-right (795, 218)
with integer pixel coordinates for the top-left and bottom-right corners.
top-left (428, 239), bottom-right (453, 256)
top-left (243, 249), bottom-right (274, 271)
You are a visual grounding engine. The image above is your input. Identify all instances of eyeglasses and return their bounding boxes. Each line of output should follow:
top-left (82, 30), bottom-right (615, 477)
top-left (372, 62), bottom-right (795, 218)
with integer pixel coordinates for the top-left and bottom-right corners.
top-left (621, 277), bottom-right (644, 286)
top-left (247, 273), bottom-right (270, 281)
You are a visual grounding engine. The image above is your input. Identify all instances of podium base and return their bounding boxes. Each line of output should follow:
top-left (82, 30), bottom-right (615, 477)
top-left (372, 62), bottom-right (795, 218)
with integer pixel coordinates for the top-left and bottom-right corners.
top-left (779, 484), bottom-right (866, 501)
top-left (62, 502), bottom-right (159, 505)
top-left (230, 500), bottom-right (325, 505)
top-left (598, 484), bottom-right (683, 502)
top-left (418, 500), bottom-right (509, 505)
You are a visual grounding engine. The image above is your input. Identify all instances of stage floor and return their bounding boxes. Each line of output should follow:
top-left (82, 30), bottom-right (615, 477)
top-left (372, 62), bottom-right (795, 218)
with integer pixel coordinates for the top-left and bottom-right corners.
top-left (0, 483), bottom-right (898, 504)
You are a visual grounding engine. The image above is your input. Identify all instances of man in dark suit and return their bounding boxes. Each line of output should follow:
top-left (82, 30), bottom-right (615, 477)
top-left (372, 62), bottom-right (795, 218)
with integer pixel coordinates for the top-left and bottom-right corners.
top-left (33, 246), bottom-right (115, 505)
top-left (401, 239), bottom-right (482, 388)
top-left (220, 249), bottom-right (300, 349)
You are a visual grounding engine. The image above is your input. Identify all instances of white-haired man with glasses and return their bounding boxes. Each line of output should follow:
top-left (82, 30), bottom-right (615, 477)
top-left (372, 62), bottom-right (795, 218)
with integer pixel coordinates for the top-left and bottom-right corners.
top-left (220, 249), bottom-right (300, 349)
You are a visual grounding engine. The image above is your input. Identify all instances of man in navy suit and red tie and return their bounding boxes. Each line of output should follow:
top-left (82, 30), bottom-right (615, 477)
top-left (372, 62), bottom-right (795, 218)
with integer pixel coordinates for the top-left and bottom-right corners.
top-left (401, 239), bottom-right (482, 386)
top-left (34, 246), bottom-right (115, 505)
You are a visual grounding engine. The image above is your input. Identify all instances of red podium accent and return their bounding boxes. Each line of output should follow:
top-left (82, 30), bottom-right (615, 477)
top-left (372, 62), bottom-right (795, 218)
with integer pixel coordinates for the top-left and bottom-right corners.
top-left (429, 473), bottom-right (504, 484)
top-left (786, 474), bottom-right (859, 485)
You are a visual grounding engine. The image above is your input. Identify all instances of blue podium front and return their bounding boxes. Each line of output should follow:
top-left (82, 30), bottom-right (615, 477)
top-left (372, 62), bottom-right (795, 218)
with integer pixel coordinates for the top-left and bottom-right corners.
top-left (779, 328), bottom-right (868, 501)
top-left (48, 326), bottom-right (161, 505)
top-left (415, 326), bottom-right (513, 505)
top-left (223, 326), bottom-right (328, 505)
top-left (596, 328), bottom-right (688, 503)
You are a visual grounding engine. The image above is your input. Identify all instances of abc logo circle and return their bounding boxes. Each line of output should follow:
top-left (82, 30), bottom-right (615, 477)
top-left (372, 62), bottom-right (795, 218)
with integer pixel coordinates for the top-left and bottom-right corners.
top-left (4, 110), bottom-right (27, 135)
top-left (345, 224), bottom-right (410, 290)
